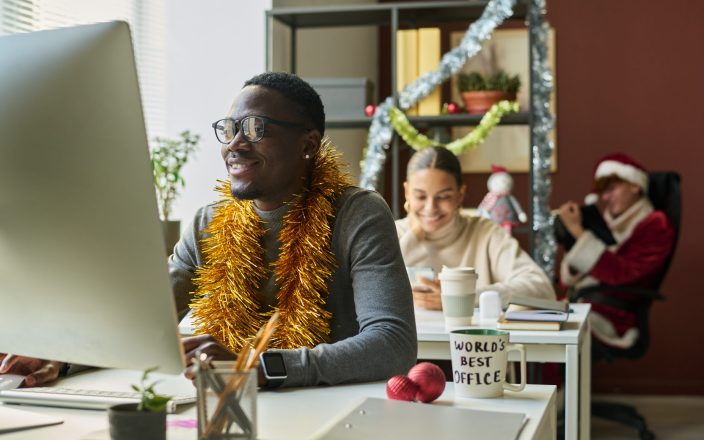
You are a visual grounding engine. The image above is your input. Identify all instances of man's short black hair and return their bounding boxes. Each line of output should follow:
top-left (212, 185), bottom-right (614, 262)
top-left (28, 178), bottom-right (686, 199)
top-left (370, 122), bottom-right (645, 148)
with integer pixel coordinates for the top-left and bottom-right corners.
top-left (244, 72), bottom-right (325, 136)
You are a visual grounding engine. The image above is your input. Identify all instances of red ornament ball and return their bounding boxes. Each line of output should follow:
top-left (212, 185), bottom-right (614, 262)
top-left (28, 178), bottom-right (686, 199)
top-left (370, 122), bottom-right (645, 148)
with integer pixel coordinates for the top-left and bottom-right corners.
top-left (364, 104), bottom-right (376, 117)
top-left (407, 362), bottom-right (446, 403)
top-left (447, 102), bottom-right (460, 114)
top-left (386, 375), bottom-right (419, 401)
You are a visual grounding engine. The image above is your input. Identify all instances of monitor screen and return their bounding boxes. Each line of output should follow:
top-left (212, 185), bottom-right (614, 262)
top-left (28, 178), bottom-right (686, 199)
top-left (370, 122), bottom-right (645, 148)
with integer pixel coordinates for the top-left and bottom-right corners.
top-left (0, 21), bottom-right (185, 374)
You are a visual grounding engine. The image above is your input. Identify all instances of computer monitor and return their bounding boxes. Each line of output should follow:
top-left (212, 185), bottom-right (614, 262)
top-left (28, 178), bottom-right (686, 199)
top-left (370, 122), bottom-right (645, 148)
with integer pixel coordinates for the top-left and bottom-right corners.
top-left (0, 21), bottom-right (186, 374)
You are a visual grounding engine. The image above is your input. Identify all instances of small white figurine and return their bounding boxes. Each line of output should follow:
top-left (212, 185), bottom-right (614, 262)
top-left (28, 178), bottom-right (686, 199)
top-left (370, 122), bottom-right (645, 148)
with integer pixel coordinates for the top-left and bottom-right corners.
top-left (477, 165), bottom-right (527, 234)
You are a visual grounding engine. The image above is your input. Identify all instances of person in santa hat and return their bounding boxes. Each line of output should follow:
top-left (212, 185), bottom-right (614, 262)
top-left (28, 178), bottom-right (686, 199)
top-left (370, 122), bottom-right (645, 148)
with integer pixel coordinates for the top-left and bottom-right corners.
top-left (557, 152), bottom-right (675, 351)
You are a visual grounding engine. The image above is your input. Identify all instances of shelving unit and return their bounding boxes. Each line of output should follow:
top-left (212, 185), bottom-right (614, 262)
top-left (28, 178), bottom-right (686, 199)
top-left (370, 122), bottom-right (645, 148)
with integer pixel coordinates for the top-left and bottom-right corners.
top-left (265, 0), bottom-right (536, 237)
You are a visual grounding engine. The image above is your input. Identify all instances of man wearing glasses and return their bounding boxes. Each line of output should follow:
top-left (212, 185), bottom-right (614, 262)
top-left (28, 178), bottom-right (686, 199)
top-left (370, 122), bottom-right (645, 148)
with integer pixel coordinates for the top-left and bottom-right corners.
top-left (171, 72), bottom-right (417, 387)
top-left (3, 73), bottom-right (416, 389)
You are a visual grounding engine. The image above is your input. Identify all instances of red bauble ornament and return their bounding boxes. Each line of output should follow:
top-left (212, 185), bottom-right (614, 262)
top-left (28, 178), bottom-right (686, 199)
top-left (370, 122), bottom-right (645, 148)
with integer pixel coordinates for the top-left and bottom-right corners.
top-left (386, 375), bottom-right (419, 401)
top-left (364, 104), bottom-right (376, 117)
top-left (407, 362), bottom-right (446, 403)
top-left (447, 102), bottom-right (460, 114)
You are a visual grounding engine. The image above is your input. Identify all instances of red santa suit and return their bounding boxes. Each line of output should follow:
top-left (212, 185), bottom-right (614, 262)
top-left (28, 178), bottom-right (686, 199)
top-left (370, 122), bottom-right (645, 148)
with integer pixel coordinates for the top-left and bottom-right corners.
top-left (560, 155), bottom-right (675, 349)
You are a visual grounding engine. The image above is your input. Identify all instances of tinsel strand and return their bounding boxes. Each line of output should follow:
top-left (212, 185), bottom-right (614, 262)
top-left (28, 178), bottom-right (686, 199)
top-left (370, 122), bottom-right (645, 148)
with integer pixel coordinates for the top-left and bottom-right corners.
top-left (191, 139), bottom-right (351, 352)
top-left (389, 101), bottom-right (519, 155)
top-left (360, 0), bottom-right (517, 190)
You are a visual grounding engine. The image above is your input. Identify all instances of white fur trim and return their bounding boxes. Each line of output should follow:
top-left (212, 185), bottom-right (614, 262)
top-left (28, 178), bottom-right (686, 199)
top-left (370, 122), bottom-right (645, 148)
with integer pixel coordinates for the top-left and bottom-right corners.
top-left (584, 193), bottom-right (599, 205)
top-left (590, 311), bottom-right (639, 349)
top-left (595, 160), bottom-right (648, 191)
top-left (564, 230), bottom-right (606, 273)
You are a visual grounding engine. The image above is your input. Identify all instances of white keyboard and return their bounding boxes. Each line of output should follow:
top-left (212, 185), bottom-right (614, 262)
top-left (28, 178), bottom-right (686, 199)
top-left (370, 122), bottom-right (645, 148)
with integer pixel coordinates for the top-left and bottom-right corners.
top-left (0, 387), bottom-right (196, 412)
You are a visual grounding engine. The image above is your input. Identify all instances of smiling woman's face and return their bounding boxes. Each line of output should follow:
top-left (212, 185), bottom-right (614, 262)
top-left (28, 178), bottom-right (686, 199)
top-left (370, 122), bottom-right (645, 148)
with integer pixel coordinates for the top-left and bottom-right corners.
top-left (405, 168), bottom-right (465, 234)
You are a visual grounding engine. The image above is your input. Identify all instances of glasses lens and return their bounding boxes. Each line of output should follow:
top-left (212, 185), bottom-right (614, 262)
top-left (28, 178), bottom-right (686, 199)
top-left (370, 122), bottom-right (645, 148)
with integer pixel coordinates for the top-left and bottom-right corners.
top-left (213, 119), bottom-right (237, 144)
top-left (242, 116), bottom-right (265, 142)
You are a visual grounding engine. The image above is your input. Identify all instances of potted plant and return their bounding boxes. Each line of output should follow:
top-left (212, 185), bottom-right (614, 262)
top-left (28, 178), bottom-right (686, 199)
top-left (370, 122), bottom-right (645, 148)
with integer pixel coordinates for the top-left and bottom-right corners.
top-left (150, 130), bottom-right (200, 255)
top-left (108, 367), bottom-right (171, 440)
top-left (457, 70), bottom-right (521, 114)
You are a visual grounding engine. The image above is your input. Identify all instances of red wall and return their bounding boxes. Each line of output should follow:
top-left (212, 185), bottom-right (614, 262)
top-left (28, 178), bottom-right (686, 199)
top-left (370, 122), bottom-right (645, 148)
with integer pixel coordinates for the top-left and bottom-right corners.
top-left (546, 0), bottom-right (704, 394)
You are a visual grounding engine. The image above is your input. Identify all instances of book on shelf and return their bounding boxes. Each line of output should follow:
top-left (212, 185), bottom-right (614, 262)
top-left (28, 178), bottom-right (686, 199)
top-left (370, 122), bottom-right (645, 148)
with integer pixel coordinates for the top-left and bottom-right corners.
top-left (396, 29), bottom-right (418, 115)
top-left (496, 315), bottom-right (562, 331)
top-left (417, 27), bottom-right (441, 116)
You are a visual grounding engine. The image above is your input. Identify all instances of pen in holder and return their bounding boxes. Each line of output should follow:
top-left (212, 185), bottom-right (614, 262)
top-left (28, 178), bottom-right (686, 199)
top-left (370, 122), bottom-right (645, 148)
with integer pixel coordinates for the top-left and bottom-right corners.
top-left (195, 311), bottom-right (280, 440)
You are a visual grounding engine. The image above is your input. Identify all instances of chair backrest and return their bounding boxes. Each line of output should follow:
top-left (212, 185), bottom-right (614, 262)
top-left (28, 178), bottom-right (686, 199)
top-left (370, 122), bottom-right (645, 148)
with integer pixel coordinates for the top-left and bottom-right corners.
top-left (646, 172), bottom-right (681, 290)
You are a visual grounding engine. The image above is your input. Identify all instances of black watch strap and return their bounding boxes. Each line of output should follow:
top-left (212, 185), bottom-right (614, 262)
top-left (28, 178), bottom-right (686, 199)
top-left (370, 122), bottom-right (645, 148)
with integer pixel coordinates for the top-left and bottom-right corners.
top-left (264, 377), bottom-right (285, 388)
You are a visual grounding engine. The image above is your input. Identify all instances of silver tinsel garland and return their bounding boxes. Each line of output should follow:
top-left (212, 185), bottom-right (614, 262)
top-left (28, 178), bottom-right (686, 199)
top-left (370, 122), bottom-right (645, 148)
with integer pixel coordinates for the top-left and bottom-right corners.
top-left (359, 0), bottom-right (517, 190)
top-left (529, 0), bottom-right (555, 278)
top-left (357, 0), bottom-right (555, 278)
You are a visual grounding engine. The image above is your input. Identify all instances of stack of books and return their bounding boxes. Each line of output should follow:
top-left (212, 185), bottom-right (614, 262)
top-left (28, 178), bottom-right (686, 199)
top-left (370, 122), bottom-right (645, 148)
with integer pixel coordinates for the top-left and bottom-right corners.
top-left (496, 295), bottom-right (570, 331)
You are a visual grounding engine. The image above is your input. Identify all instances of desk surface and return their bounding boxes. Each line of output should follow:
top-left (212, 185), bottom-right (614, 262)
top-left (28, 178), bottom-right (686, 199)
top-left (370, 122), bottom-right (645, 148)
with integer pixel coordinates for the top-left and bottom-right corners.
top-left (416, 303), bottom-right (590, 345)
top-left (0, 369), bottom-right (556, 440)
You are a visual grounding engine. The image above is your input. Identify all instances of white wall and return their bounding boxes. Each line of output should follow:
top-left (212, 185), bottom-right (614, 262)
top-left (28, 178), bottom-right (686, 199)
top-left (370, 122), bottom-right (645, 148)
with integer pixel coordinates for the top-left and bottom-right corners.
top-left (165, 0), bottom-right (271, 223)
top-left (272, 0), bottom-right (378, 182)
top-left (165, 0), bottom-right (377, 224)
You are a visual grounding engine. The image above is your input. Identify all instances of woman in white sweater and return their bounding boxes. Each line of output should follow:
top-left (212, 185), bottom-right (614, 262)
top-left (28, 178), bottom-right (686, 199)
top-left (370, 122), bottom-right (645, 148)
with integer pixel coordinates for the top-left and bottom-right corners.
top-left (396, 146), bottom-right (555, 310)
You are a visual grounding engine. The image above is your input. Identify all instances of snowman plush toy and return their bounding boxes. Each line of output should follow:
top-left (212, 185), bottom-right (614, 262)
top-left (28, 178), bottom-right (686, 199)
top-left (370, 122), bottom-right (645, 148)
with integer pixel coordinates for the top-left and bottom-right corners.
top-left (477, 165), bottom-right (527, 233)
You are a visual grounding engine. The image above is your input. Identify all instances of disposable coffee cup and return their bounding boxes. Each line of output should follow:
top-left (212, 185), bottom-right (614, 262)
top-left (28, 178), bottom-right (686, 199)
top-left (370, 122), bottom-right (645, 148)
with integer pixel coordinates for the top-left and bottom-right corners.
top-left (439, 267), bottom-right (477, 328)
top-left (449, 329), bottom-right (526, 399)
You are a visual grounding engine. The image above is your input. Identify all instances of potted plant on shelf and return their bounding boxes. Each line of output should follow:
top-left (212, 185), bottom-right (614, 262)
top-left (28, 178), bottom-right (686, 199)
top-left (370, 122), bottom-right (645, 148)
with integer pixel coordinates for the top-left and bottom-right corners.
top-left (150, 130), bottom-right (200, 255)
top-left (108, 367), bottom-right (171, 440)
top-left (457, 70), bottom-right (521, 114)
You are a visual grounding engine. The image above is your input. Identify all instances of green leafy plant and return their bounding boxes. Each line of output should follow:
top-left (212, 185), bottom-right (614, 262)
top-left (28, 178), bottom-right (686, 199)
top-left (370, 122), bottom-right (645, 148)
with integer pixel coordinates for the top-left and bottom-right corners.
top-left (458, 70), bottom-right (521, 94)
top-left (131, 367), bottom-right (171, 412)
top-left (150, 130), bottom-right (201, 221)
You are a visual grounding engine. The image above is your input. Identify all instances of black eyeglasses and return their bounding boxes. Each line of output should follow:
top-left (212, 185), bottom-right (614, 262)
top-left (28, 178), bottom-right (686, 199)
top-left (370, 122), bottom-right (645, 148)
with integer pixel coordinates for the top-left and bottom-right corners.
top-left (211, 115), bottom-right (310, 144)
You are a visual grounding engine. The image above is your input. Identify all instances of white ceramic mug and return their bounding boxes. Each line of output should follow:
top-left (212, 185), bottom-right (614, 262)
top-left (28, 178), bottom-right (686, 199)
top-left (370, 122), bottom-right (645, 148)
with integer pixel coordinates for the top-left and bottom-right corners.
top-left (449, 329), bottom-right (526, 398)
top-left (438, 266), bottom-right (477, 327)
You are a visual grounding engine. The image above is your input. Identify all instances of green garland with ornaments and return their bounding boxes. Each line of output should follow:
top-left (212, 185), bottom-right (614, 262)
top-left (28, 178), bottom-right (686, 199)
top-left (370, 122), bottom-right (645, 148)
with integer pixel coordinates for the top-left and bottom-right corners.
top-left (389, 100), bottom-right (519, 155)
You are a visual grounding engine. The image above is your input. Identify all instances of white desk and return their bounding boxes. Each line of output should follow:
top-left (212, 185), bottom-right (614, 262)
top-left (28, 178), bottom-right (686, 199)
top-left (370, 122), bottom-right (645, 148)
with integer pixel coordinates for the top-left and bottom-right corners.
top-left (1, 369), bottom-right (556, 440)
top-left (415, 303), bottom-right (591, 440)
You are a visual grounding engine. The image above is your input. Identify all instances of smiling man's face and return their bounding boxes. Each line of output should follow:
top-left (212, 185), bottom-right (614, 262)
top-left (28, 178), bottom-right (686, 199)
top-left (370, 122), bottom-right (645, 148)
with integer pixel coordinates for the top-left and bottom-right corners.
top-left (220, 85), bottom-right (318, 211)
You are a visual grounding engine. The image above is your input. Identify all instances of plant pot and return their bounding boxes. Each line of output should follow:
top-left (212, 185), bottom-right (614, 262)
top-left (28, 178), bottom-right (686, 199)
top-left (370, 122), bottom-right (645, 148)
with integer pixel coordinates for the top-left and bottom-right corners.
top-left (161, 220), bottom-right (181, 256)
top-left (108, 403), bottom-right (166, 440)
top-left (461, 91), bottom-right (517, 114)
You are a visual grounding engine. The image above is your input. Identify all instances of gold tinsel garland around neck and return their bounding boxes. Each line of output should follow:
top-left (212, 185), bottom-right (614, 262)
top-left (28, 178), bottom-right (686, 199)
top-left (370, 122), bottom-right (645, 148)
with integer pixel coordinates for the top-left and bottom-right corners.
top-left (190, 139), bottom-right (352, 353)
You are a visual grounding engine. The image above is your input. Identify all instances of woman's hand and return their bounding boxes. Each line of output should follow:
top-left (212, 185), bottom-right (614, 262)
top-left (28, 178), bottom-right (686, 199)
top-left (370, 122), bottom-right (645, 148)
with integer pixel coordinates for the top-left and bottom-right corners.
top-left (558, 201), bottom-right (585, 239)
top-left (0, 354), bottom-right (64, 387)
top-left (181, 335), bottom-right (235, 380)
top-left (412, 277), bottom-right (443, 311)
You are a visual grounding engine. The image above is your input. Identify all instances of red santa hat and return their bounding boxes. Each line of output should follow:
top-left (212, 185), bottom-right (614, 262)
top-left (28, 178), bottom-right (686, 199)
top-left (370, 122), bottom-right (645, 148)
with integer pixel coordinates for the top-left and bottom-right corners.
top-left (585, 153), bottom-right (648, 204)
top-left (491, 164), bottom-right (508, 174)
top-left (594, 153), bottom-right (648, 191)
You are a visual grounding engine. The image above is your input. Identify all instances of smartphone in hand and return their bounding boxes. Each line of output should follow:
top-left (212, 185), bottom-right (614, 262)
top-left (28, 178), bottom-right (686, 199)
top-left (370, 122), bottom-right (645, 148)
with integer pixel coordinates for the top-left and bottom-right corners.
top-left (406, 267), bottom-right (436, 292)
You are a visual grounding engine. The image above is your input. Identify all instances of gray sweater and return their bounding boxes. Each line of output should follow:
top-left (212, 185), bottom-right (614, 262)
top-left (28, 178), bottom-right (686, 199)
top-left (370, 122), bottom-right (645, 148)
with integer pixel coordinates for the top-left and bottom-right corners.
top-left (169, 187), bottom-right (417, 387)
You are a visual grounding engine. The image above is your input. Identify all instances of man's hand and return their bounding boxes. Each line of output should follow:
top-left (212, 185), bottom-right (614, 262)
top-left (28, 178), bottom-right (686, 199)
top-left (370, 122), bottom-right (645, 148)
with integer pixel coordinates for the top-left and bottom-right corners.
top-left (412, 277), bottom-right (443, 311)
top-left (0, 354), bottom-right (64, 387)
top-left (558, 201), bottom-right (585, 239)
top-left (181, 335), bottom-right (236, 380)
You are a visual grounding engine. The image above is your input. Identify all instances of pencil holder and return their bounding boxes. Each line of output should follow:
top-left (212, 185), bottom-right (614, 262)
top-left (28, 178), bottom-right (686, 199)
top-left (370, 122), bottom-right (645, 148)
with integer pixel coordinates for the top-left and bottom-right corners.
top-left (195, 363), bottom-right (257, 440)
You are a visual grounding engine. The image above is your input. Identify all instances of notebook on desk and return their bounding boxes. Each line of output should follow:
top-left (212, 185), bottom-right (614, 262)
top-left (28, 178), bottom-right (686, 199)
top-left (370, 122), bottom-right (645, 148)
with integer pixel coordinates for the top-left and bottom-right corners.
top-left (312, 397), bottom-right (526, 440)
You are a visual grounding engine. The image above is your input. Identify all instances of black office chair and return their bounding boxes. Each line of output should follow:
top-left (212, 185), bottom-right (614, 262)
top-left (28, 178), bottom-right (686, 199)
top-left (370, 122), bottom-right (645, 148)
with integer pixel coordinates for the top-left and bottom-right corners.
top-left (573, 172), bottom-right (681, 440)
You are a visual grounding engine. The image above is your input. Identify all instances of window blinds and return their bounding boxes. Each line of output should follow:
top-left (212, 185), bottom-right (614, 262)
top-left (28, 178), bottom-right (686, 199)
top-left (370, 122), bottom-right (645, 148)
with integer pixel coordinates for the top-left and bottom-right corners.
top-left (0, 0), bottom-right (166, 139)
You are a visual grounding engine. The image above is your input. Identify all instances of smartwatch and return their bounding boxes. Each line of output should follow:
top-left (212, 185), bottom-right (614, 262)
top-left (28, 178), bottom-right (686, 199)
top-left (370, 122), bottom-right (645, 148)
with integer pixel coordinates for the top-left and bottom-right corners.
top-left (259, 351), bottom-right (287, 388)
